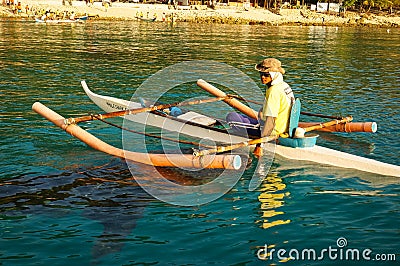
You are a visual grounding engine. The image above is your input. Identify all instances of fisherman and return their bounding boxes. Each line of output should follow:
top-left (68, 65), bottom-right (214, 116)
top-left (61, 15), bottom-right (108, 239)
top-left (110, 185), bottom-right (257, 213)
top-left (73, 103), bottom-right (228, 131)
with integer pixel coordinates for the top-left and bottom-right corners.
top-left (255, 58), bottom-right (294, 138)
top-left (226, 58), bottom-right (294, 139)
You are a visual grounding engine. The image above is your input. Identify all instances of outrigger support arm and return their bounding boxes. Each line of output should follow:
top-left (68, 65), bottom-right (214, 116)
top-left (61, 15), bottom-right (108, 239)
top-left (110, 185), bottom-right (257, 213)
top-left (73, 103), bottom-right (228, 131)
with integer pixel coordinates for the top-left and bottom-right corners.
top-left (64, 96), bottom-right (227, 125)
top-left (294, 116), bottom-right (354, 138)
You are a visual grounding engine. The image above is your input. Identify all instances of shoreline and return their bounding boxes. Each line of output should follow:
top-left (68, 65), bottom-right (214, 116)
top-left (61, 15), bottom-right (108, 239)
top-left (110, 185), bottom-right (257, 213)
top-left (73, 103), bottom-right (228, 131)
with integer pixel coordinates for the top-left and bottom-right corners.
top-left (1, 0), bottom-right (399, 27)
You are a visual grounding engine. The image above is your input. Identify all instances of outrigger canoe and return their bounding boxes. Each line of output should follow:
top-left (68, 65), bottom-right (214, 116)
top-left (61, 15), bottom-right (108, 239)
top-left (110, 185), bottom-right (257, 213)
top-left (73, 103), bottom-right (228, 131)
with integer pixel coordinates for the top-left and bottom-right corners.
top-left (77, 79), bottom-right (400, 177)
top-left (135, 17), bottom-right (157, 22)
top-left (35, 16), bottom-right (88, 24)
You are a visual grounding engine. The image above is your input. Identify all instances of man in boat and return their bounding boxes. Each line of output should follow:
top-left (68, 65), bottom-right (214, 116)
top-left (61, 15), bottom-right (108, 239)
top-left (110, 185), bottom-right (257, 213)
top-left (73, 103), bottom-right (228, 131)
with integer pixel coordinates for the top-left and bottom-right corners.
top-left (226, 58), bottom-right (294, 139)
top-left (255, 58), bottom-right (294, 138)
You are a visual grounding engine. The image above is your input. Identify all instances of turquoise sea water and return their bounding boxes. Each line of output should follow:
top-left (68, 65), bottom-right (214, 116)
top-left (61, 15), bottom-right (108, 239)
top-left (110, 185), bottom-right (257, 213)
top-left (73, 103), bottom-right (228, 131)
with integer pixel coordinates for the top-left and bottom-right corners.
top-left (0, 20), bottom-right (399, 265)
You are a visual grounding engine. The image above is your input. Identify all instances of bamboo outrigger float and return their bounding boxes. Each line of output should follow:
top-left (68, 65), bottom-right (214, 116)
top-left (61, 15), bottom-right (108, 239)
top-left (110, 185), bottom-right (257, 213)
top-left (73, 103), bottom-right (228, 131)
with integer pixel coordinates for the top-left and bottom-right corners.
top-left (32, 102), bottom-right (242, 170)
top-left (32, 79), bottom-right (400, 177)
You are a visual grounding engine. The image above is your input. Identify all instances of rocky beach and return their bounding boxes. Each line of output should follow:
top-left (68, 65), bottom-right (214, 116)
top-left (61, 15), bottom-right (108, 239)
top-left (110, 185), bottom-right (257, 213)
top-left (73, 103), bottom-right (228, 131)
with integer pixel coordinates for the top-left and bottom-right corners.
top-left (1, 0), bottom-right (399, 27)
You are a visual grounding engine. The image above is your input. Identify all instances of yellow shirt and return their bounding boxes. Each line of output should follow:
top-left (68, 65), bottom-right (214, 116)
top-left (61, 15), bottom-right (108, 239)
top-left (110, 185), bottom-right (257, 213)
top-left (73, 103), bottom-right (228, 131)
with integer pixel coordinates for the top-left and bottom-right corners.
top-left (260, 82), bottom-right (292, 136)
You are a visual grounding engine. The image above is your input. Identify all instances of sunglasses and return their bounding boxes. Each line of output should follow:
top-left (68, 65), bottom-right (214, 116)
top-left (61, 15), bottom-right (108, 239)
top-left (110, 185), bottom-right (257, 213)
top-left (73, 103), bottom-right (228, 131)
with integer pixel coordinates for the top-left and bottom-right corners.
top-left (260, 72), bottom-right (271, 78)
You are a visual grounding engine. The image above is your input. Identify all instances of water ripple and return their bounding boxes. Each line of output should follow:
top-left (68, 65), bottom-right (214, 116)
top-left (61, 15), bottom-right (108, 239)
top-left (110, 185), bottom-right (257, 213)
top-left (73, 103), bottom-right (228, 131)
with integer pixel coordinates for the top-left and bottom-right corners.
top-left (1, 21), bottom-right (399, 265)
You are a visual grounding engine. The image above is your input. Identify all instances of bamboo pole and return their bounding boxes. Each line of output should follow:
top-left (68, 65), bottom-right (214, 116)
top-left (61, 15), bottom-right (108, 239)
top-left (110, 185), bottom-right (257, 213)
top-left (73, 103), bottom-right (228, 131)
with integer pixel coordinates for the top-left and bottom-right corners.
top-left (294, 116), bottom-right (353, 138)
top-left (194, 136), bottom-right (277, 157)
top-left (298, 121), bottom-right (377, 133)
top-left (32, 102), bottom-right (242, 170)
top-left (303, 116), bottom-right (353, 132)
top-left (197, 79), bottom-right (258, 119)
top-left (64, 96), bottom-right (226, 125)
top-left (197, 79), bottom-right (377, 133)
top-left (195, 117), bottom-right (355, 157)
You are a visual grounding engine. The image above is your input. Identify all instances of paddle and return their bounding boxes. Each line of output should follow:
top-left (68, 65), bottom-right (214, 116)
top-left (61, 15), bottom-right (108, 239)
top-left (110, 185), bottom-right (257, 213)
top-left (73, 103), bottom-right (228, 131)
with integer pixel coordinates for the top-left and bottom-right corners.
top-left (193, 136), bottom-right (277, 157)
top-left (64, 96), bottom-right (227, 125)
top-left (197, 79), bottom-right (259, 119)
top-left (196, 79), bottom-right (271, 158)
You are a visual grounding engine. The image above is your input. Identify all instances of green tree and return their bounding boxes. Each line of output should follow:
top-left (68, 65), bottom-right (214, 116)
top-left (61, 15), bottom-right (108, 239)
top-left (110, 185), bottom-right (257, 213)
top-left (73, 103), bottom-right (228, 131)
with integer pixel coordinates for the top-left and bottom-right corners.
top-left (342, 0), bottom-right (398, 11)
top-left (342, 0), bottom-right (358, 8)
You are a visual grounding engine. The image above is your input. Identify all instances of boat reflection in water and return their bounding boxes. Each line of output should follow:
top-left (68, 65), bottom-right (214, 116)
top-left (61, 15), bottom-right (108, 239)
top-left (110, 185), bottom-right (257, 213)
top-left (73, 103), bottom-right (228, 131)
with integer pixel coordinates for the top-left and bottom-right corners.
top-left (257, 172), bottom-right (291, 230)
top-left (0, 160), bottom-right (152, 261)
top-left (0, 157), bottom-right (245, 262)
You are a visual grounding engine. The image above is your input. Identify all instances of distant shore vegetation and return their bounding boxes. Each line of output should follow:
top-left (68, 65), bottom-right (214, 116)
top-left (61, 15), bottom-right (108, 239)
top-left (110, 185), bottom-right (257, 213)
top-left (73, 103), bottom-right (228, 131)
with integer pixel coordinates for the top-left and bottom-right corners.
top-left (89, 0), bottom-right (400, 14)
top-left (252, 0), bottom-right (399, 14)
